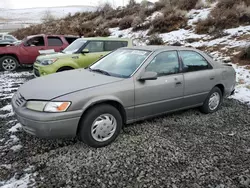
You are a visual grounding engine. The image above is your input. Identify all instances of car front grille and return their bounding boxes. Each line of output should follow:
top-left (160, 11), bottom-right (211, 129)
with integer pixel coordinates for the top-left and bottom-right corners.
top-left (14, 92), bottom-right (26, 107)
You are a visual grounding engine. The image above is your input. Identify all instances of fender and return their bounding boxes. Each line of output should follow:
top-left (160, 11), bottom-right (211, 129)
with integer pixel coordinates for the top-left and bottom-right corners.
top-left (81, 95), bottom-right (125, 113)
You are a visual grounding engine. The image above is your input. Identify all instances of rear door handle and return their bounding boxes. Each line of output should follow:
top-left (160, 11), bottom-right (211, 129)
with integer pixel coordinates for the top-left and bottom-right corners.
top-left (210, 77), bottom-right (215, 80)
top-left (176, 81), bottom-right (182, 85)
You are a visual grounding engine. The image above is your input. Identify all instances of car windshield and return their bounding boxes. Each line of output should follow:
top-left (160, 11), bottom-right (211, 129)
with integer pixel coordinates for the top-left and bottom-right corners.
top-left (90, 49), bottom-right (151, 78)
top-left (62, 39), bottom-right (87, 54)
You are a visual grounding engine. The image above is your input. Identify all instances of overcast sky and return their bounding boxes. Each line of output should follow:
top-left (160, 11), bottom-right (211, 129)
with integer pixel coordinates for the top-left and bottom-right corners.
top-left (0, 0), bottom-right (157, 9)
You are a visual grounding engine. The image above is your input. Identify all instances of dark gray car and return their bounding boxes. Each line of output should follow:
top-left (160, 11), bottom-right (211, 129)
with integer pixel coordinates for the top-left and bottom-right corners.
top-left (12, 46), bottom-right (236, 147)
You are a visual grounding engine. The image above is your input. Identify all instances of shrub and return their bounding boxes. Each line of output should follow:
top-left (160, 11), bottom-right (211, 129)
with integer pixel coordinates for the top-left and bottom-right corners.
top-left (119, 16), bottom-right (133, 30)
top-left (131, 16), bottom-right (143, 29)
top-left (177, 0), bottom-right (199, 10)
top-left (239, 46), bottom-right (250, 60)
top-left (147, 35), bottom-right (164, 45)
top-left (148, 8), bottom-right (187, 35)
top-left (106, 19), bottom-right (120, 28)
top-left (196, 0), bottom-right (250, 34)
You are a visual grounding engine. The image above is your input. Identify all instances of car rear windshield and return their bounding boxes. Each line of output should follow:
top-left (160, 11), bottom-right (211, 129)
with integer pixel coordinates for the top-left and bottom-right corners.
top-left (90, 49), bottom-right (151, 78)
top-left (62, 39), bottom-right (86, 54)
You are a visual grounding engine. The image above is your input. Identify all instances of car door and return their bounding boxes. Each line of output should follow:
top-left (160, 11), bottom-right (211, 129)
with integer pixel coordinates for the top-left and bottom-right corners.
top-left (47, 36), bottom-right (65, 52)
top-left (178, 50), bottom-right (216, 107)
top-left (19, 36), bottom-right (46, 64)
top-left (134, 51), bottom-right (184, 119)
top-left (78, 41), bottom-right (106, 68)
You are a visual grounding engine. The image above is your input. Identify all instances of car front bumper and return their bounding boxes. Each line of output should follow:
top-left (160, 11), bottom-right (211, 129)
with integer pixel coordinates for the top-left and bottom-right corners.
top-left (33, 63), bottom-right (56, 77)
top-left (12, 94), bottom-right (82, 138)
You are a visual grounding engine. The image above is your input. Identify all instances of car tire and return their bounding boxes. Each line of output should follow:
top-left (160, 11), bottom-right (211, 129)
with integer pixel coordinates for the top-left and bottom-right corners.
top-left (57, 67), bottom-right (73, 72)
top-left (200, 87), bottom-right (223, 114)
top-left (0, 56), bottom-right (19, 71)
top-left (78, 104), bottom-right (123, 148)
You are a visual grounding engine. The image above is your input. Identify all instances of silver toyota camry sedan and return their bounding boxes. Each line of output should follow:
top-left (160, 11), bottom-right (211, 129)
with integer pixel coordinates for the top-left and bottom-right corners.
top-left (12, 46), bottom-right (236, 147)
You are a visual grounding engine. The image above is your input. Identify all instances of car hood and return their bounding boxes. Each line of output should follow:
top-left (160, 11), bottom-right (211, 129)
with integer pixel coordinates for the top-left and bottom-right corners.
top-left (18, 69), bottom-right (123, 100)
top-left (37, 52), bottom-right (78, 61)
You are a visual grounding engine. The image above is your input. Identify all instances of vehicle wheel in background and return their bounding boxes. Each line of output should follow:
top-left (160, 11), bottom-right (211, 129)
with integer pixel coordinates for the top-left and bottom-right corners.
top-left (0, 56), bottom-right (19, 71)
top-left (78, 104), bottom-right (123, 148)
top-left (56, 67), bottom-right (74, 72)
top-left (200, 87), bottom-right (223, 114)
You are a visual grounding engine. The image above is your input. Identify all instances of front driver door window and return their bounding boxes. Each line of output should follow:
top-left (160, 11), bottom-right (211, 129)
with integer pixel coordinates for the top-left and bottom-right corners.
top-left (134, 51), bottom-right (184, 119)
top-left (21, 36), bottom-right (45, 64)
top-left (78, 41), bottom-right (106, 68)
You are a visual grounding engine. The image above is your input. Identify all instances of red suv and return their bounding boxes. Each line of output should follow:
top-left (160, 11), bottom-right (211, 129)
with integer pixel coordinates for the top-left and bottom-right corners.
top-left (0, 34), bottom-right (78, 71)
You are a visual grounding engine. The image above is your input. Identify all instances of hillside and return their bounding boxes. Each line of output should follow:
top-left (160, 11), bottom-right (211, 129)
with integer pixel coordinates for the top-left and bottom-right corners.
top-left (0, 6), bottom-right (97, 32)
top-left (9, 0), bottom-right (250, 105)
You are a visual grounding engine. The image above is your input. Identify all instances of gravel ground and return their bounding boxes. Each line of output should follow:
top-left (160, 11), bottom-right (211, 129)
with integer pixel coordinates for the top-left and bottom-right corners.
top-left (0, 70), bottom-right (250, 188)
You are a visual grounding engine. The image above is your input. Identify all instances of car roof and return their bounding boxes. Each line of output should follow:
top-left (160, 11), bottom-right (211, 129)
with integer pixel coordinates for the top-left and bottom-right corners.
top-left (80, 37), bottom-right (131, 41)
top-left (123, 45), bottom-right (201, 52)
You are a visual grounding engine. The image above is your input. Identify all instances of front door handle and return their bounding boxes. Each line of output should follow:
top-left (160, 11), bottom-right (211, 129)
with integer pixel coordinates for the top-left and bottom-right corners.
top-left (176, 81), bottom-right (182, 85)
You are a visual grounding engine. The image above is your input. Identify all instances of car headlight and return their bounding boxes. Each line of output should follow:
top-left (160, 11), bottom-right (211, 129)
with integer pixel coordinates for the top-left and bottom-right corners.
top-left (41, 58), bottom-right (58, 65)
top-left (26, 101), bottom-right (71, 112)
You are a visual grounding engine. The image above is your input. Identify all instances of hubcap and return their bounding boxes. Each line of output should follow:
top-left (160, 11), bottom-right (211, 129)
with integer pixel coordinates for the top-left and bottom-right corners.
top-left (209, 92), bottom-right (220, 111)
top-left (2, 58), bottom-right (16, 71)
top-left (91, 114), bottom-right (117, 142)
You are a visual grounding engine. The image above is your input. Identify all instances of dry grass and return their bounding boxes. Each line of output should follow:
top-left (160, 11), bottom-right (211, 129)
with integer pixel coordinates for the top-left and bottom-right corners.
top-left (147, 35), bottom-right (164, 45)
top-left (196, 0), bottom-right (250, 34)
top-left (232, 46), bottom-right (250, 65)
top-left (147, 7), bottom-right (187, 35)
top-left (119, 16), bottom-right (133, 30)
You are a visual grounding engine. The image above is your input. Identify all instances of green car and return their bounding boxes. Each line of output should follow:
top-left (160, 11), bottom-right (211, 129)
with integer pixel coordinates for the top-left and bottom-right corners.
top-left (33, 37), bottom-right (133, 77)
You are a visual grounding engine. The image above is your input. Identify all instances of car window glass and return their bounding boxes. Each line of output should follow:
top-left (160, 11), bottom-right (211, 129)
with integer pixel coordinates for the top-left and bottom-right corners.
top-left (84, 41), bottom-right (104, 52)
top-left (65, 37), bottom-right (78, 44)
top-left (104, 41), bottom-right (128, 51)
top-left (179, 51), bottom-right (210, 72)
top-left (91, 49), bottom-right (150, 78)
top-left (26, 37), bottom-right (45, 46)
top-left (146, 51), bottom-right (179, 76)
top-left (5, 35), bottom-right (14, 40)
top-left (48, 37), bottom-right (63, 46)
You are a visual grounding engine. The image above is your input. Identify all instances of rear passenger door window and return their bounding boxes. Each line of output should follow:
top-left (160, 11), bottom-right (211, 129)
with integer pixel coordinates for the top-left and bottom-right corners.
top-left (48, 36), bottom-right (63, 46)
top-left (84, 41), bottom-right (104, 53)
top-left (146, 51), bottom-right (180, 76)
top-left (104, 41), bottom-right (128, 51)
top-left (179, 51), bottom-right (211, 72)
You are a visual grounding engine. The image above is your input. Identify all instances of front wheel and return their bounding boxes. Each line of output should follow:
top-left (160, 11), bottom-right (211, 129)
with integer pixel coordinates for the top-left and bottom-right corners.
top-left (78, 104), bottom-right (123, 148)
top-left (0, 56), bottom-right (19, 71)
top-left (200, 87), bottom-right (223, 114)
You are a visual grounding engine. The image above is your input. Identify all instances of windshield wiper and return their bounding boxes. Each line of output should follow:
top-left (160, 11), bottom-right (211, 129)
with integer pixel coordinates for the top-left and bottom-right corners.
top-left (89, 68), bottom-right (110, 76)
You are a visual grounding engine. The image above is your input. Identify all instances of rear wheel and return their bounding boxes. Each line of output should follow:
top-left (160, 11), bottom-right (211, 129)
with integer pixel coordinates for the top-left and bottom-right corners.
top-left (200, 87), bottom-right (222, 114)
top-left (78, 104), bottom-right (122, 148)
top-left (0, 56), bottom-right (18, 71)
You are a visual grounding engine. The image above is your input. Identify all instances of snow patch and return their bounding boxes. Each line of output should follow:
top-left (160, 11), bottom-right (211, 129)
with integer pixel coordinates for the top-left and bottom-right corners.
top-left (0, 105), bottom-right (12, 112)
top-left (10, 135), bottom-right (19, 143)
top-left (10, 144), bottom-right (22, 152)
top-left (230, 65), bottom-right (250, 106)
top-left (0, 172), bottom-right (34, 188)
top-left (187, 8), bottom-right (211, 26)
top-left (8, 123), bottom-right (22, 133)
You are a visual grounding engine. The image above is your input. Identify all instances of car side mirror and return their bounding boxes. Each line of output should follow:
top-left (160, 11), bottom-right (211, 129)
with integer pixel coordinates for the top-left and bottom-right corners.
top-left (82, 49), bottom-right (89, 54)
top-left (138, 71), bottom-right (158, 81)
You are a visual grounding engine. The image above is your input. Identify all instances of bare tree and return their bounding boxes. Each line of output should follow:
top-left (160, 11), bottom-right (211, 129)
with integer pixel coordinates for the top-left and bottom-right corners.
top-left (41, 10), bottom-right (56, 23)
